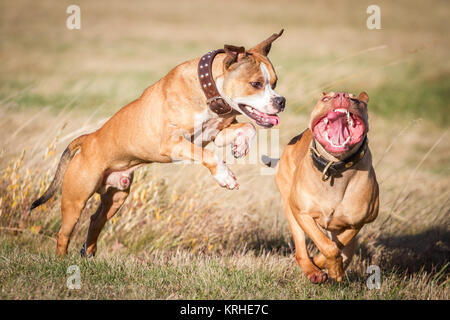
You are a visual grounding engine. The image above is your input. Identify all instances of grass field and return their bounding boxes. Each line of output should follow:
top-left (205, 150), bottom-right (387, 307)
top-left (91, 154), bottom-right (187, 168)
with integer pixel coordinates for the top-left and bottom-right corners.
top-left (0, 0), bottom-right (449, 299)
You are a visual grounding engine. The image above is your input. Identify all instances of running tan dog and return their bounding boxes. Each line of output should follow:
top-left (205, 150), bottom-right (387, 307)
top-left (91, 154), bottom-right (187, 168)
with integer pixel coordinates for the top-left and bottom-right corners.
top-left (29, 30), bottom-right (285, 256)
top-left (273, 91), bottom-right (378, 283)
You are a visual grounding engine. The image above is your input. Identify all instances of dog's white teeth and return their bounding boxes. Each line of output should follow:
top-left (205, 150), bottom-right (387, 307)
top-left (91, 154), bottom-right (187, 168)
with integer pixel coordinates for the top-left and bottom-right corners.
top-left (324, 132), bottom-right (338, 148)
top-left (343, 135), bottom-right (350, 145)
top-left (346, 112), bottom-right (354, 127)
top-left (324, 118), bottom-right (329, 124)
top-left (324, 131), bottom-right (351, 148)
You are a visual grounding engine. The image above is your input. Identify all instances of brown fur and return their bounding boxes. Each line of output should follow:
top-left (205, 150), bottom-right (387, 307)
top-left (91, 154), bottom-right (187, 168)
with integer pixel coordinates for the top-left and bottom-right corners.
top-left (275, 92), bottom-right (379, 283)
top-left (29, 31), bottom-right (284, 256)
top-left (29, 134), bottom-right (87, 212)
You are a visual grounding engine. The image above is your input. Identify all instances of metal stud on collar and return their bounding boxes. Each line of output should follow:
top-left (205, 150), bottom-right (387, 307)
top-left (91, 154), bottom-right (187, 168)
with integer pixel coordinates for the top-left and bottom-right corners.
top-left (198, 49), bottom-right (234, 116)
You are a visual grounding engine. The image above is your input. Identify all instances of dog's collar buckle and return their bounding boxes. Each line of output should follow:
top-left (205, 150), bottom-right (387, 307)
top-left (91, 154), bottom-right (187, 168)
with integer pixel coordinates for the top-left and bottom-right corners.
top-left (321, 160), bottom-right (335, 181)
top-left (198, 49), bottom-right (236, 116)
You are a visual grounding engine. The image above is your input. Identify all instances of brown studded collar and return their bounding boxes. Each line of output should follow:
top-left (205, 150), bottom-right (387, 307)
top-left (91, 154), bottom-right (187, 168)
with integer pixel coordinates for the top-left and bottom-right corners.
top-left (198, 49), bottom-right (238, 116)
top-left (310, 136), bottom-right (368, 181)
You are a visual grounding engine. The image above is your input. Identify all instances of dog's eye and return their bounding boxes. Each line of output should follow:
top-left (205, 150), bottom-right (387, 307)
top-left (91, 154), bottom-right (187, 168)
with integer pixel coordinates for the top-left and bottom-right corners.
top-left (250, 81), bottom-right (263, 89)
top-left (322, 96), bottom-right (330, 102)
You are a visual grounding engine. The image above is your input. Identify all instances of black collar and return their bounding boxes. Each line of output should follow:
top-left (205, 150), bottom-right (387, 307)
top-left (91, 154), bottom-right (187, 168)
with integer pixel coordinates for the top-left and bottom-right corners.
top-left (310, 136), bottom-right (368, 181)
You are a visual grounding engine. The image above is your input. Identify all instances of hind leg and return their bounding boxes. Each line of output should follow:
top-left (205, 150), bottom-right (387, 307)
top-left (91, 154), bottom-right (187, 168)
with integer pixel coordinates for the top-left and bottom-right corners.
top-left (57, 154), bottom-right (102, 256)
top-left (341, 236), bottom-right (357, 270)
top-left (81, 187), bottom-right (130, 257)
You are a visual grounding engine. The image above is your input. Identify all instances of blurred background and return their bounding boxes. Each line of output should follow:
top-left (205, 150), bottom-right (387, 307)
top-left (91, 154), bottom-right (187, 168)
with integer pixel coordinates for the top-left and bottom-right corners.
top-left (0, 0), bottom-right (448, 299)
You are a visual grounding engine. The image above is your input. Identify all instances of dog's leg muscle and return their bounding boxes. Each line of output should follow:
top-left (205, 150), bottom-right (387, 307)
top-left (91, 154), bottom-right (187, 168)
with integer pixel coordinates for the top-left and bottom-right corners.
top-left (57, 153), bottom-right (102, 256)
top-left (275, 145), bottom-right (327, 283)
top-left (284, 205), bottom-right (328, 283)
top-left (214, 122), bottom-right (256, 158)
top-left (82, 188), bottom-right (130, 257)
top-left (29, 134), bottom-right (87, 212)
top-left (341, 236), bottom-right (357, 270)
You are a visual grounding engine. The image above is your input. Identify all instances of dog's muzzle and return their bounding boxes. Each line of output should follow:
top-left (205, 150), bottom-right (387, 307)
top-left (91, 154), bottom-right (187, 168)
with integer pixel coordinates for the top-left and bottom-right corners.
top-left (273, 96), bottom-right (286, 112)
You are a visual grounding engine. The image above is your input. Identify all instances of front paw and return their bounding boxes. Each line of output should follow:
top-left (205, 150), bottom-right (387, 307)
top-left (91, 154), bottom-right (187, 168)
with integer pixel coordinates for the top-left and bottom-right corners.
top-left (213, 162), bottom-right (239, 190)
top-left (232, 134), bottom-right (250, 158)
top-left (326, 256), bottom-right (344, 282)
top-left (306, 270), bottom-right (328, 284)
top-left (80, 242), bottom-right (95, 258)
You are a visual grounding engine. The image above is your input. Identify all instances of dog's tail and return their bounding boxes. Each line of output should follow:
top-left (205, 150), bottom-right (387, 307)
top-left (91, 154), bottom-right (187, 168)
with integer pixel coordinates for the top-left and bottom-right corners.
top-left (261, 155), bottom-right (279, 168)
top-left (29, 134), bottom-right (87, 213)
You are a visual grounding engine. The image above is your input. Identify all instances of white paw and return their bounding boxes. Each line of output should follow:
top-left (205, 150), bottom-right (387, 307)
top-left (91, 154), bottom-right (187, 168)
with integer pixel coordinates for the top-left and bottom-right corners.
top-left (213, 162), bottom-right (239, 190)
top-left (232, 133), bottom-right (250, 158)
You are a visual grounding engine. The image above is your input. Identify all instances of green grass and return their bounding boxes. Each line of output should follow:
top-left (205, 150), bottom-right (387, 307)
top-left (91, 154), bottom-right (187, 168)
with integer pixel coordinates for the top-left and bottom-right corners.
top-left (0, 0), bottom-right (449, 300)
top-left (1, 1), bottom-right (449, 124)
top-left (1, 234), bottom-right (447, 299)
top-left (369, 70), bottom-right (450, 127)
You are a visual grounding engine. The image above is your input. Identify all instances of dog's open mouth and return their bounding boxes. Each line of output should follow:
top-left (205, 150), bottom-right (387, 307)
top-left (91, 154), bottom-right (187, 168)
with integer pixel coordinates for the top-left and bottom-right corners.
top-left (312, 108), bottom-right (365, 154)
top-left (238, 104), bottom-right (279, 128)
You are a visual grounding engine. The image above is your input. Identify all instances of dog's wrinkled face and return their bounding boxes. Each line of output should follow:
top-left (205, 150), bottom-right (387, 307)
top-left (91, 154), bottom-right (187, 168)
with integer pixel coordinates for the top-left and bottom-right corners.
top-left (217, 30), bottom-right (285, 128)
top-left (310, 91), bottom-right (369, 156)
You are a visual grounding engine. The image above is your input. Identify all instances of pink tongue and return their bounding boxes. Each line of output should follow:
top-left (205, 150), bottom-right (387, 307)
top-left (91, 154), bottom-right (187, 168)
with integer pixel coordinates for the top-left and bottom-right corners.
top-left (261, 113), bottom-right (279, 125)
top-left (268, 115), bottom-right (279, 125)
top-left (326, 111), bottom-right (349, 145)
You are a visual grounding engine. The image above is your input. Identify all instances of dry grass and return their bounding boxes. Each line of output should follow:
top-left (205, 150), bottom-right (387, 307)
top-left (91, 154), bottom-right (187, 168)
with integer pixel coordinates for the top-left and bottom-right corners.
top-left (0, 111), bottom-right (448, 299)
top-left (0, 0), bottom-right (449, 299)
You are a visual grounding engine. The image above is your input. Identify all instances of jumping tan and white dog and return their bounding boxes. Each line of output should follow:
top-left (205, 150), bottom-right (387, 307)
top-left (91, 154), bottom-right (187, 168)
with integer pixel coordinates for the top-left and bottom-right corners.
top-left (273, 91), bottom-right (379, 283)
top-left (30, 30), bottom-right (285, 257)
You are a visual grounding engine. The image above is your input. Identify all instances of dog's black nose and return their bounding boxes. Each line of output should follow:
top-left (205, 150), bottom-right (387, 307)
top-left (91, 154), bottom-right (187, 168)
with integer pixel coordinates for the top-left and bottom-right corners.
top-left (274, 96), bottom-right (286, 112)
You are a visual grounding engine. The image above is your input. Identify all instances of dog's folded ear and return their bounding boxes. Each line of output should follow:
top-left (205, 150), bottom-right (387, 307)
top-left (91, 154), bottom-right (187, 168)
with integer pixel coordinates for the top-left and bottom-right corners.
top-left (358, 92), bottom-right (369, 104)
top-left (249, 29), bottom-right (284, 56)
top-left (223, 45), bottom-right (246, 69)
